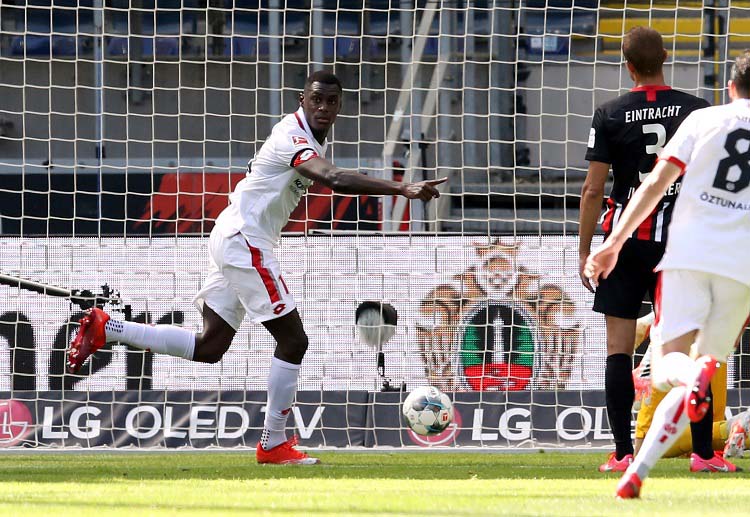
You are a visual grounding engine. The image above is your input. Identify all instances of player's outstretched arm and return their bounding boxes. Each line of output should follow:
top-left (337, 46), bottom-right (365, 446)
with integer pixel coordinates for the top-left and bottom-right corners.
top-left (295, 156), bottom-right (447, 200)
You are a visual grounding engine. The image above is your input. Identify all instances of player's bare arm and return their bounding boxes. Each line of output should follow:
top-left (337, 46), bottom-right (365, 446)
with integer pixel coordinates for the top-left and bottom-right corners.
top-left (585, 159), bottom-right (682, 283)
top-left (578, 160), bottom-right (609, 292)
top-left (294, 156), bottom-right (446, 201)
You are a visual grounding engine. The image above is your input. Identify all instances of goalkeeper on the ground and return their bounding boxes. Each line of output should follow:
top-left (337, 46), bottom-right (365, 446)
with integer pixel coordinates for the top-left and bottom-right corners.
top-left (633, 312), bottom-right (750, 463)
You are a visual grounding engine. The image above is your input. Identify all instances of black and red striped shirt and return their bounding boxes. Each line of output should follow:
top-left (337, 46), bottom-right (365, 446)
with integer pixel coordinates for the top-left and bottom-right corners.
top-left (585, 86), bottom-right (709, 242)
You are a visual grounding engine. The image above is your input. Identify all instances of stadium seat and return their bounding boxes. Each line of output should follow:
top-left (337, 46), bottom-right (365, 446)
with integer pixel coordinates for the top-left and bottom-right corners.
top-left (596, 13), bottom-right (750, 60)
top-left (520, 0), bottom-right (597, 56)
top-left (105, 9), bottom-right (181, 58)
top-left (8, 2), bottom-right (98, 57)
top-left (226, 9), bottom-right (258, 58)
top-left (107, 36), bottom-right (179, 58)
top-left (320, 11), bottom-right (361, 61)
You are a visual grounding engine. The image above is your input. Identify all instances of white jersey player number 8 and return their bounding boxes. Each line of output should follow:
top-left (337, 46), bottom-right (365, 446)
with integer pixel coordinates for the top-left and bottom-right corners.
top-left (714, 128), bottom-right (750, 193)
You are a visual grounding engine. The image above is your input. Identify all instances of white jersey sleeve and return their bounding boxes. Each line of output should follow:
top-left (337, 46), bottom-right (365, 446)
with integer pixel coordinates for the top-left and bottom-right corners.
top-left (659, 109), bottom-right (701, 168)
top-left (270, 128), bottom-right (321, 169)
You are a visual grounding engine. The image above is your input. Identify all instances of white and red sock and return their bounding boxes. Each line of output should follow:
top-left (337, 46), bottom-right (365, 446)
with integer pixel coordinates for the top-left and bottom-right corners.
top-left (104, 319), bottom-right (195, 360)
top-left (629, 351), bottom-right (700, 480)
top-left (261, 357), bottom-right (300, 450)
top-left (630, 385), bottom-right (690, 481)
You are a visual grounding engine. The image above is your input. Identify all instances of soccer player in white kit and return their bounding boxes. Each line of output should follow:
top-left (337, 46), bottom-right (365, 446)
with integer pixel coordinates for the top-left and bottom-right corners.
top-left (586, 51), bottom-right (750, 498)
top-left (67, 71), bottom-right (446, 464)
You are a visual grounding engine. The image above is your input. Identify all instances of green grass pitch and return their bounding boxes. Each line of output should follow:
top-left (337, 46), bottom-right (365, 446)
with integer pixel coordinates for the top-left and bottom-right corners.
top-left (1, 451), bottom-right (749, 516)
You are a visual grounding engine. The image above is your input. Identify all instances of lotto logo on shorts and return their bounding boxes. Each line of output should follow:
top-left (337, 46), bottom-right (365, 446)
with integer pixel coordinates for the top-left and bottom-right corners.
top-left (292, 136), bottom-right (309, 146)
top-left (273, 303), bottom-right (287, 315)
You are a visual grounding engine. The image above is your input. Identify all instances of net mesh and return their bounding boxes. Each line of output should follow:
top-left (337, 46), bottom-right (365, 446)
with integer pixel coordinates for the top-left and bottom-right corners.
top-left (0, 1), bottom-right (748, 448)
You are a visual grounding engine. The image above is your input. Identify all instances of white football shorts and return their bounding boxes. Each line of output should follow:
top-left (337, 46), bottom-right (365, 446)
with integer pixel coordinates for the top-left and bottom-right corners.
top-left (656, 269), bottom-right (750, 359)
top-left (193, 228), bottom-right (295, 330)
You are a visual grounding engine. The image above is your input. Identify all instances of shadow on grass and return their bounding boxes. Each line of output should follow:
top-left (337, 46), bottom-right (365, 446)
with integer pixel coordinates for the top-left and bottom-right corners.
top-left (1, 452), bottom-right (746, 483)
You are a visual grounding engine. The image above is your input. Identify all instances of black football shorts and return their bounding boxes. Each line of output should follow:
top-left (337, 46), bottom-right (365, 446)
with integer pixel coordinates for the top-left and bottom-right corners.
top-left (593, 238), bottom-right (665, 320)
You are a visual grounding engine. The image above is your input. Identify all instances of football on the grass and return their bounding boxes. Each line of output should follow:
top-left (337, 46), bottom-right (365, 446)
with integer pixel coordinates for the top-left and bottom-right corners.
top-left (402, 386), bottom-right (454, 436)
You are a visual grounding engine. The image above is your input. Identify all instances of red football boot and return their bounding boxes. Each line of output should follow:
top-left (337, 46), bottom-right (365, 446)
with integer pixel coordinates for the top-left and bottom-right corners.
top-left (599, 452), bottom-right (633, 473)
top-left (256, 436), bottom-right (320, 465)
top-left (67, 308), bottom-right (110, 374)
top-left (690, 451), bottom-right (742, 472)
top-left (615, 471), bottom-right (642, 499)
top-left (686, 355), bottom-right (719, 423)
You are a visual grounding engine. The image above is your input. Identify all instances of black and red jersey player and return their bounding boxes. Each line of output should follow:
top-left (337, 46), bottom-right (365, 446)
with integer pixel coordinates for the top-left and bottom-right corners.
top-left (578, 26), bottom-right (732, 474)
top-left (587, 86), bottom-right (707, 244)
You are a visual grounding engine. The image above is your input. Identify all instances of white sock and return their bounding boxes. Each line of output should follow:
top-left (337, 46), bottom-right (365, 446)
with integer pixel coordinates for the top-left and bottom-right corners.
top-left (261, 357), bottom-right (300, 450)
top-left (652, 352), bottom-right (696, 392)
top-left (104, 320), bottom-right (195, 360)
top-left (629, 386), bottom-right (690, 481)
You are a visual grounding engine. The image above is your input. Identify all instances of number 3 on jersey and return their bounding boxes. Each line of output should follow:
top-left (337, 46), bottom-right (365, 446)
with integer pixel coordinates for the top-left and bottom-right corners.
top-left (639, 123), bottom-right (667, 182)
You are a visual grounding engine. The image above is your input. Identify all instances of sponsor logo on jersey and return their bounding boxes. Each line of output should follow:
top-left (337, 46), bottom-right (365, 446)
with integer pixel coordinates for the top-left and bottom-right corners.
top-left (292, 149), bottom-right (319, 168)
top-left (292, 136), bottom-right (309, 146)
top-left (289, 176), bottom-right (312, 197)
top-left (588, 127), bottom-right (596, 148)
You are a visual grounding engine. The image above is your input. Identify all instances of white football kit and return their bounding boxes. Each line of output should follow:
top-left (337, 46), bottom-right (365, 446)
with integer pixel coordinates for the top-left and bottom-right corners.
top-left (194, 108), bottom-right (327, 328)
top-left (654, 98), bottom-right (750, 355)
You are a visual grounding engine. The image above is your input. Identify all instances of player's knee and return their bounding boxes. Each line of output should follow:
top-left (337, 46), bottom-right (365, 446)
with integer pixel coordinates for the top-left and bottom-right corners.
top-left (651, 368), bottom-right (675, 393)
top-left (193, 335), bottom-right (231, 364)
top-left (275, 334), bottom-right (309, 365)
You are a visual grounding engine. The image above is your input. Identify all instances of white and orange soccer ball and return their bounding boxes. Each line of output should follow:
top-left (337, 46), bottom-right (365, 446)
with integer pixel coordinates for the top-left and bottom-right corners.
top-left (402, 386), bottom-right (454, 436)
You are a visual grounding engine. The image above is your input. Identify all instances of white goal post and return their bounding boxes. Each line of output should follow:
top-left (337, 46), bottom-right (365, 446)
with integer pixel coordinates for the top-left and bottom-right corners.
top-left (0, 0), bottom-right (748, 449)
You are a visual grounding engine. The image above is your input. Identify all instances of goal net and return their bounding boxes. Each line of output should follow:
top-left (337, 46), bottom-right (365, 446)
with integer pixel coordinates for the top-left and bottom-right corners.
top-left (0, 0), bottom-right (747, 449)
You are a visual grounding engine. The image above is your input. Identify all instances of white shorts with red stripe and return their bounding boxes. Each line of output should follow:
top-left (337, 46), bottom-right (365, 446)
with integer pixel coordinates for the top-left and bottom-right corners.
top-left (655, 269), bottom-right (750, 360)
top-left (193, 228), bottom-right (295, 330)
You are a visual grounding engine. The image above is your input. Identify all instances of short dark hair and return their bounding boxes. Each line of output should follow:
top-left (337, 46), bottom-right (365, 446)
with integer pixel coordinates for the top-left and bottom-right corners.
top-left (622, 26), bottom-right (666, 76)
top-left (304, 70), bottom-right (343, 92)
top-left (731, 50), bottom-right (750, 98)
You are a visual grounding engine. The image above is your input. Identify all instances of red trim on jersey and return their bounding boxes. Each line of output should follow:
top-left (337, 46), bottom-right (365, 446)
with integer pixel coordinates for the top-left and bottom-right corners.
top-left (279, 275), bottom-right (290, 295)
top-left (247, 243), bottom-right (281, 304)
top-left (630, 85), bottom-right (672, 102)
top-left (601, 198), bottom-right (616, 235)
top-left (635, 206), bottom-right (658, 240)
top-left (294, 112), bottom-right (305, 130)
top-left (659, 155), bottom-right (687, 172)
top-left (653, 272), bottom-right (662, 328)
top-left (291, 148), bottom-right (320, 167)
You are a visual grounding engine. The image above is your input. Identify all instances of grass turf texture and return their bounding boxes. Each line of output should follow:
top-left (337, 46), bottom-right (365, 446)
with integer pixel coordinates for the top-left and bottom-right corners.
top-left (1, 452), bottom-right (749, 516)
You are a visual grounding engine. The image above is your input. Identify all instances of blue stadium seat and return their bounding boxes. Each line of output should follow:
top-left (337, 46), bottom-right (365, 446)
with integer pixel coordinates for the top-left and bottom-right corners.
top-left (227, 9), bottom-right (258, 58)
top-left (107, 36), bottom-right (179, 58)
top-left (106, 10), bottom-right (180, 57)
top-left (10, 6), bottom-right (84, 57)
top-left (520, 0), bottom-right (597, 55)
top-left (320, 11), bottom-right (360, 60)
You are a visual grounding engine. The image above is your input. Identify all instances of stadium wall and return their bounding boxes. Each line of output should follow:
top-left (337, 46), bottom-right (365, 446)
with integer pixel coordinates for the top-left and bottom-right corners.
top-left (2, 235), bottom-right (750, 395)
top-left (2, 390), bottom-right (750, 449)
